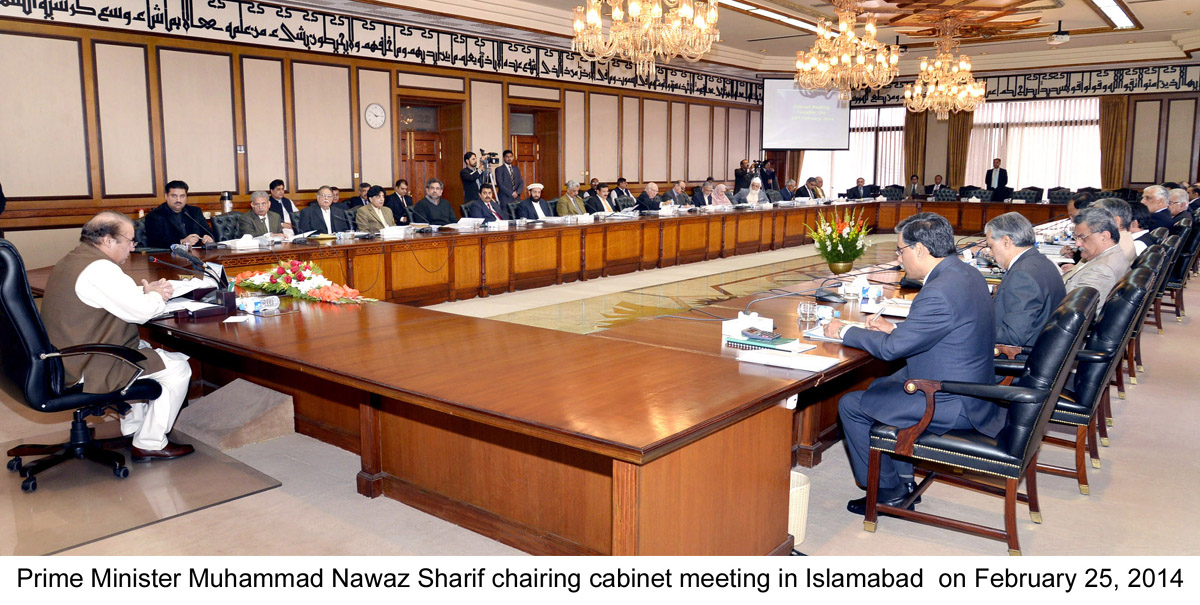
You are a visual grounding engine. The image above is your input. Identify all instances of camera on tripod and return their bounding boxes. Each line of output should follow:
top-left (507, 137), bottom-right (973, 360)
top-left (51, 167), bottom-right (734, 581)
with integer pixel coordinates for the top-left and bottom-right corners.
top-left (749, 159), bottom-right (765, 174)
top-left (479, 149), bottom-right (501, 166)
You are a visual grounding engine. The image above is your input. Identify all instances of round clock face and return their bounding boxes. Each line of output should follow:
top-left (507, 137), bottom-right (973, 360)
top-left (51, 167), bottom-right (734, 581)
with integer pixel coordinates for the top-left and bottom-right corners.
top-left (364, 103), bottom-right (386, 129)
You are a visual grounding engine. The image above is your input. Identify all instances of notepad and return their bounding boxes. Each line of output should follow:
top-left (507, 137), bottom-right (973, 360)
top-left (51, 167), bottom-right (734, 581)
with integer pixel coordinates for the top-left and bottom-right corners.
top-left (803, 320), bottom-right (866, 343)
top-left (859, 298), bottom-right (912, 318)
top-left (735, 350), bottom-right (840, 371)
top-left (723, 336), bottom-right (814, 354)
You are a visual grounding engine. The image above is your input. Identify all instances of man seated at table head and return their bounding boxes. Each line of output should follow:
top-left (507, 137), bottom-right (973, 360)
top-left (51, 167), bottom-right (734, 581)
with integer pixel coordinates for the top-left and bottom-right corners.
top-left (1094, 198), bottom-right (1137, 262)
top-left (411, 179), bottom-right (458, 226)
top-left (661, 180), bottom-right (689, 205)
top-left (1141, 185), bottom-right (1173, 230)
top-left (925, 175), bottom-right (947, 194)
top-left (144, 179), bottom-right (215, 249)
top-left (466, 184), bottom-right (511, 222)
top-left (779, 179), bottom-right (799, 201)
top-left (295, 186), bottom-right (352, 234)
top-left (585, 183), bottom-right (615, 213)
top-left (846, 177), bottom-right (875, 200)
top-left (517, 183), bottom-right (556, 219)
top-left (906, 174), bottom-right (924, 199)
top-left (635, 182), bottom-right (661, 211)
top-left (384, 179), bottom-right (412, 225)
top-left (1127, 201), bottom-right (1157, 254)
top-left (610, 177), bottom-right (633, 202)
top-left (985, 212), bottom-right (1066, 348)
top-left (556, 180), bottom-right (588, 216)
top-left (355, 185), bottom-right (396, 232)
top-left (1168, 188), bottom-right (1191, 224)
top-left (824, 212), bottom-right (1001, 516)
top-left (267, 178), bottom-right (299, 229)
top-left (41, 211), bottom-right (195, 461)
top-left (692, 182), bottom-right (715, 206)
top-left (1063, 207), bottom-right (1131, 312)
top-left (733, 177), bottom-right (766, 205)
top-left (237, 190), bottom-right (283, 237)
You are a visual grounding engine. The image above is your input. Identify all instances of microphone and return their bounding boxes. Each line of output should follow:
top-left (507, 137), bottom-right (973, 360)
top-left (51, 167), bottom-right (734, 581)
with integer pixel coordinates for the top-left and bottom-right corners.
top-left (170, 244), bottom-right (204, 270)
top-left (183, 210), bottom-right (218, 243)
top-left (151, 256), bottom-right (204, 276)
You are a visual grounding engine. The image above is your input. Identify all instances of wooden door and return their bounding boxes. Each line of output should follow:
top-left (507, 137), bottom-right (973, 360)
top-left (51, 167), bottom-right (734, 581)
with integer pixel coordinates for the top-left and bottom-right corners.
top-left (510, 135), bottom-right (539, 188)
top-left (402, 131), bottom-right (442, 191)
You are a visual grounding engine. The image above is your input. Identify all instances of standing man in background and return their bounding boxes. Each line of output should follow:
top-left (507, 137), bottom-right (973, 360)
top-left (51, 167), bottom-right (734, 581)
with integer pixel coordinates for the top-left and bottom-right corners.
top-left (460, 152), bottom-right (485, 203)
top-left (986, 158), bottom-right (1012, 201)
top-left (734, 159), bottom-right (752, 194)
top-left (494, 150), bottom-right (524, 206)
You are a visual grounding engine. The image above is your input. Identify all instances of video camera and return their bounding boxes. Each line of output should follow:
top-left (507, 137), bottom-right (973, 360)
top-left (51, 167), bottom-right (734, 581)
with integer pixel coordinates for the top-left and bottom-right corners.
top-left (479, 149), bottom-right (501, 166)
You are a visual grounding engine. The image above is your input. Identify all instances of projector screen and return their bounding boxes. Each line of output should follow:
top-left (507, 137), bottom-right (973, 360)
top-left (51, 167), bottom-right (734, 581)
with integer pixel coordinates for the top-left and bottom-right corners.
top-left (761, 79), bottom-right (850, 150)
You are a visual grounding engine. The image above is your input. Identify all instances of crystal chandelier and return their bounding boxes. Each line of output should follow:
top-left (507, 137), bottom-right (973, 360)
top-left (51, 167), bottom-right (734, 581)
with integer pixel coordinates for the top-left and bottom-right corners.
top-left (572, 0), bottom-right (721, 79)
top-left (794, 0), bottom-right (900, 101)
top-left (904, 20), bottom-right (986, 120)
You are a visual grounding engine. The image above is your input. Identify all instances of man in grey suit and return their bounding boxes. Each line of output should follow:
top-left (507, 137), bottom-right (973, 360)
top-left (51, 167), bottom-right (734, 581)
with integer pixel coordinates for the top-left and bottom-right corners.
top-left (824, 213), bottom-right (1002, 515)
top-left (238, 191), bottom-right (283, 236)
top-left (986, 212), bottom-right (1066, 347)
top-left (661, 180), bottom-right (690, 205)
top-left (494, 150), bottom-right (524, 205)
top-left (1064, 207), bottom-right (1132, 312)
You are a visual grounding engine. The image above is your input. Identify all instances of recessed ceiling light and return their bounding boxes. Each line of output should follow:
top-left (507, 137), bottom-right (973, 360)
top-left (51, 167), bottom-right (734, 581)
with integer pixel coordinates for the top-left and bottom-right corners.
top-left (1090, 0), bottom-right (1136, 30)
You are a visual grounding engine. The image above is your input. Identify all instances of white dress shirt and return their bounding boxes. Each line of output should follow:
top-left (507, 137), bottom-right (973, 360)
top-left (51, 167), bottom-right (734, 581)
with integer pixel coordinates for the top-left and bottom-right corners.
top-left (75, 259), bottom-right (166, 324)
top-left (321, 208), bottom-right (332, 233)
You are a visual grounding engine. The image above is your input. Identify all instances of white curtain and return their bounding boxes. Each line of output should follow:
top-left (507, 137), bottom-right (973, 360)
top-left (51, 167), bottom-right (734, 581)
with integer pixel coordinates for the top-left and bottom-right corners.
top-left (798, 107), bottom-right (905, 193)
top-left (965, 98), bottom-right (1101, 191)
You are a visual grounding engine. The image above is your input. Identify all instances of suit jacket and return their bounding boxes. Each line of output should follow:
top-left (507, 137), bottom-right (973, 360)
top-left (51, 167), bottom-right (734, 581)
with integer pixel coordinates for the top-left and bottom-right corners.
top-left (733, 168), bottom-right (752, 193)
top-left (1147, 208), bottom-right (1174, 231)
top-left (609, 187), bottom-right (633, 202)
top-left (1189, 198), bottom-right (1200, 213)
top-left (294, 205), bottom-right (352, 235)
top-left (692, 190), bottom-right (713, 206)
top-left (779, 188), bottom-right (795, 201)
top-left (516, 198), bottom-right (556, 220)
top-left (466, 200), bottom-right (511, 222)
top-left (925, 183), bottom-right (949, 195)
top-left (794, 186), bottom-right (816, 198)
top-left (660, 189), bottom-right (688, 205)
top-left (584, 194), bottom-right (616, 213)
top-left (635, 191), bottom-right (660, 211)
top-left (237, 210), bottom-right (283, 237)
top-left (1133, 229), bottom-right (1161, 248)
top-left (732, 188), bottom-right (766, 205)
top-left (985, 167), bottom-right (1009, 190)
top-left (1063, 244), bottom-right (1132, 312)
top-left (494, 163), bottom-right (524, 204)
top-left (556, 194), bottom-right (588, 216)
top-left (842, 258), bottom-right (1004, 437)
top-left (144, 203), bottom-right (213, 248)
top-left (268, 197), bottom-right (299, 225)
top-left (993, 248), bottom-right (1068, 347)
top-left (905, 182), bottom-right (925, 198)
top-left (355, 205), bottom-right (396, 232)
top-left (845, 185), bottom-right (877, 199)
top-left (460, 166), bottom-right (485, 202)
top-left (1172, 211), bottom-right (1189, 225)
top-left (384, 193), bottom-right (413, 224)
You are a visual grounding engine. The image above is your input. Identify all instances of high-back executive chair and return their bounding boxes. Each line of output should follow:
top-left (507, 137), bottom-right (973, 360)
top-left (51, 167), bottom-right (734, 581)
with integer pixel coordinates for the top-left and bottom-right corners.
top-left (0, 239), bottom-right (163, 492)
top-left (863, 287), bottom-right (1099, 555)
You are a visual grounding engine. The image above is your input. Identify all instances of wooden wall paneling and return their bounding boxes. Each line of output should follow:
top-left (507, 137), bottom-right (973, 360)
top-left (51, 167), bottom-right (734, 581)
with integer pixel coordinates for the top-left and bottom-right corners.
top-left (749, 110), bottom-right (762, 162)
top-left (660, 221), bottom-right (679, 267)
top-left (292, 61), bottom-right (353, 191)
top-left (564, 91), bottom-right (588, 188)
top-left (229, 50), bottom-right (248, 197)
top-left (559, 227), bottom-right (583, 282)
top-left (1129, 99), bottom-right (1162, 184)
top-left (511, 231), bottom-right (561, 290)
top-left (670, 102), bottom-right (687, 182)
top-left (642, 100), bottom-right (669, 183)
top-left (451, 236), bottom-right (482, 300)
top-left (583, 226), bottom-right (605, 279)
top-left (711, 107), bottom-right (727, 184)
top-left (349, 66), bottom-right (362, 190)
top-left (641, 223), bottom-right (661, 270)
top-left (469, 80), bottom-right (504, 158)
top-left (588, 93), bottom-right (620, 183)
top-left (534, 109), bottom-right (561, 197)
top-left (483, 234), bottom-right (512, 294)
top-left (241, 57), bottom-right (288, 193)
top-left (603, 223), bottom-right (642, 275)
top-left (1164, 98), bottom-right (1197, 181)
top-left (439, 104), bottom-right (466, 210)
top-left (93, 42), bottom-right (154, 197)
top-left (688, 104), bottom-right (711, 182)
top-left (621, 96), bottom-right (641, 183)
top-left (158, 48), bottom-right (237, 193)
top-left (358, 68), bottom-right (394, 189)
top-left (677, 216), bottom-right (709, 264)
top-left (707, 217), bottom-right (724, 258)
top-left (727, 108), bottom-right (748, 183)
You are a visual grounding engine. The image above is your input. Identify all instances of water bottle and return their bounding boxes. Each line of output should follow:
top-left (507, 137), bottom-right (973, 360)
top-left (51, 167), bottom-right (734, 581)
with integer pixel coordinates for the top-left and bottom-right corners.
top-left (237, 295), bottom-right (280, 314)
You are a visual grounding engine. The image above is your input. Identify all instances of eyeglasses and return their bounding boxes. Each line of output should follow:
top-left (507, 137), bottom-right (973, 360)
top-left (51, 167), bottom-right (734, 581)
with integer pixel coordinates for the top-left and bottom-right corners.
top-left (895, 243), bottom-right (913, 256)
top-left (113, 234), bottom-right (137, 247)
top-left (1074, 231), bottom-right (1095, 242)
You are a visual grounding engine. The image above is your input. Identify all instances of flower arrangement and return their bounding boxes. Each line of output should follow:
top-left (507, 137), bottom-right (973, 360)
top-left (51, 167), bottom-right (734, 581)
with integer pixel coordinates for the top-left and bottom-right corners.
top-left (234, 260), bottom-right (374, 304)
top-left (806, 207), bottom-right (872, 264)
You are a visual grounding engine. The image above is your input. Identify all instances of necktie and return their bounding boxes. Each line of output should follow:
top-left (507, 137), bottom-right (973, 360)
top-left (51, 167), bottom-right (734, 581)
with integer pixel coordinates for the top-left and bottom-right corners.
top-left (601, 197), bottom-right (613, 212)
top-left (487, 202), bottom-right (500, 220)
top-left (261, 216), bottom-right (268, 232)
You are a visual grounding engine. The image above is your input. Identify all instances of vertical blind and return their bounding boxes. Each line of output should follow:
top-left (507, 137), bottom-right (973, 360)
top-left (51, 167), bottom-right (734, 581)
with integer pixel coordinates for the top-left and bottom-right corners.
top-left (965, 98), bottom-right (1101, 191)
top-left (798, 107), bottom-right (906, 193)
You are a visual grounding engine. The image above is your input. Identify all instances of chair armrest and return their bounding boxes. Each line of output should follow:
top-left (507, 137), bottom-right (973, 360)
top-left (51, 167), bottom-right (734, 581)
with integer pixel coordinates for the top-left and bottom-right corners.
top-left (1076, 349), bottom-right (1115, 363)
top-left (43, 344), bottom-right (150, 395)
top-left (897, 379), bottom-right (943, 457)
top-left (994, 359), bottom-right (1024, 375)
top-left (937, 380), bottom-right (1046, 404)
top-left (994, 344), bottom-right (1022, 360)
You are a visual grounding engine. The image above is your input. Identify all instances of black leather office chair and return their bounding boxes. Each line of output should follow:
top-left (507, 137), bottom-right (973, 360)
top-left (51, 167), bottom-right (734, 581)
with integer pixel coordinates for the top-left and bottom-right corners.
top-left (614, 196), bottom-right (636, 211)
top-left (863, 287), bottom-right (1099, 555)
top-left (132, 217), bottom-right (148, 247)
top-left (1048, 188), bottom-right (1072, 204)
top-left (1163, 217), bottom-right (1199, 320)
top-left (1025, 269), bottom-right (1153, 493)
top-left (1121, 244), bottom-right (1167, 392)
top-left (507, 202), bottom-right (521, 220)
top-left (212, 212), bottom-right (241, 241)
top-left (975, 189), bottom-right (994, 202)
top-left (933, 188), bottom-right (959, 201)
top-left (880, 187), bottom-right (903, 201)
top-left (765, 190), bottom-right (782, 203)
top-left (0, 239), bottom-right (162, 492)
top-left (1011, 189), bottom-right (1040, 204)
top-left (1145, 233), bottom-right (1183, 336)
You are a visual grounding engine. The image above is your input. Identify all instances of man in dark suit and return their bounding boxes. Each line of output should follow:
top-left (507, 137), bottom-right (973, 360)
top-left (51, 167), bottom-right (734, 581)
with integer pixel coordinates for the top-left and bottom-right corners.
top-left (692, 182), bottom-right (714, 206)
top-left (1168, 188), bottom-right (1191, 225)
top-left (733, 159), bottom-right (752, 194)
top-left (609, 178), bottom-right (633, 203)
top-left (1128, 201), bottom-right (1159, 254)
top-left (986, 213), bottom-right (1066, 347)
top-left (636, 182), bottom-right (661, 211)
top-left (295, 186), bottom-right (352, 234)
top-left (585, 183), bottom-right (616, 213)
top-left (238, 191), bottom-right (283, 237)
top-left (845, 177), bottom-right (876, 200)
top-left (660, 180), bottom-right (689, 205)
top-left (384, 179), bottom-right (413, 225)
top-left (267, 179), bottom-right (299, 229)
top-left (794, 177), bottom-right (818, 199)
top-left (494, 150), bottom-right (524, 205)
top-left (1188, 184), bottom-right (1200, 213)
top-left (465, 185), bottom-right (510, 223)
top-left (144, 180), bottom-right (215, 248)
top-left (778, 180), bottom-right (798, 201)
top-left (985, 158), bottom-right (1012, 201)
top-left (1141, 185), bottom-right (1174, 230)
top-left (824, 213), bottom-right (1002, 514)
top-left (460, 152), bottom-right (485, 203)
top-left (517, 184), bottom-right (556, 220)
top-left (925, 175), bottom-right (948, 195)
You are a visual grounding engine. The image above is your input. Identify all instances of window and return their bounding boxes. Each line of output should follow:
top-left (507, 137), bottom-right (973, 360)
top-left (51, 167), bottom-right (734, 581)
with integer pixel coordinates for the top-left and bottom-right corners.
top-left (798, 107), bottom-right (905, 193)
top-left (966, 98), bottom-right (1101, 191)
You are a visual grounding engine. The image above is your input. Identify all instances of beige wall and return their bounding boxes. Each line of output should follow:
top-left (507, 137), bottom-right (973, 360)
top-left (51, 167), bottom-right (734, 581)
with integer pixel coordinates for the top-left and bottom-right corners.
top-left (1130, 101), bottom-right (1161, 183)
top-left (1164, 99), bottom-right (1197, 181)
top-left (588, 94), bottom-right (620, 183)
top-left (6, 228), bottom-right (82, 270)
top-left (688, 104), bottom-right (712, 182)
top-left (642, 100), bottom-right (669, 182)
top-left (924, 112), bottom-right (949, 184)
top-left (0, 34), bottom-right (89, 197)
top-left (359, 69), bottom-right (394, 188)
top-left (670, 102), bottom-right (687, 181)
top-left (727, 108), bottom-right (748, 181)
top-left (470, 80), bottom-right (504, 157)
top-left (564, 91), bottom-right (587, 185)
top-left (292, 62), bottom-right (352, 190)
top-left (159, 50), bottom-right (236, 192)
top-left (241, 58), bottom-right (287, 192)
top-left (621, 96), bottom-right (641, 181)
top-left (712, 107), bottom-right (727, 182)
top-left (95, 43), bottom-right (153, 196)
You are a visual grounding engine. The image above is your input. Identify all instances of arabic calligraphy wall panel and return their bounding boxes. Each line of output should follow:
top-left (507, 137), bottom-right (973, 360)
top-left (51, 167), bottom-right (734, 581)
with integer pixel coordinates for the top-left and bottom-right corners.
top-left (620, 96), bottom-right (640, 183)
top-left (1164, 99), bottom-right (1197, 181)
top-left (292, 61), bottom-right (352, 190)
top-left (359, 68), bottom-right (393, 188)
top-left (469, 80), bottom-right (503, 160)
top-left (241, 57), bottom-right (287, 192)
top-left (158, 49), bottom-right (236, 193)
top-left (642, 100), bottom-right (669, 183)
top-left (0, 32), bottom-right (89, 198)
top-left (727, 108), bottom-right (748, 183)
top-left (669, 102), bottom-right (686, 182)
top-left (94, 43), bottom-right (153, 196)
top-left (563, 91), bottom-right (586, 186)
top-left (687, 104), bottom-right (710, 183)
top-left (587, 93), bottom-right (618, 184)
top-left (711, 107), bottom-right (726, 182)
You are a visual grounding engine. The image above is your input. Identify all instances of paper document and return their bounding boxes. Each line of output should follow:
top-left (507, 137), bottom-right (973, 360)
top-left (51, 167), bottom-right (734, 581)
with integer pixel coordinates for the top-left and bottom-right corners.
top-left (163, 299), bottom-right (219, 313)
top-left (166, 276), bottom-right (217, 299)
top-left (859, 298), bottom-right (912, 318)
top-left (803, 320), bottom-right (866, 343)
top-left (735, 350), bottom-right (840, 372)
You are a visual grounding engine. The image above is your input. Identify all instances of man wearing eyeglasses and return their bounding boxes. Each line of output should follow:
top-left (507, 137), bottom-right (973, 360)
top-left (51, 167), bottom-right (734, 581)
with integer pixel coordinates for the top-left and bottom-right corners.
top-left (1168, 188), bottom-right (1191, 225)
top-left (40, 211), bottom-right (195, 462)
top-left (1063, 207), bottom-right (1131, 311)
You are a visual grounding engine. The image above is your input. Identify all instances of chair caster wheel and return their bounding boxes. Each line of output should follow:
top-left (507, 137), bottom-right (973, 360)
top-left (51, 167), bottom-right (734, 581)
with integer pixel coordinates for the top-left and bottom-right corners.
top-left (113, 466), bottom-right (130, 479)
top-left (6, 457), bottom-right (20, 472)
top-left (21, 477), bottom-right (37, 493)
